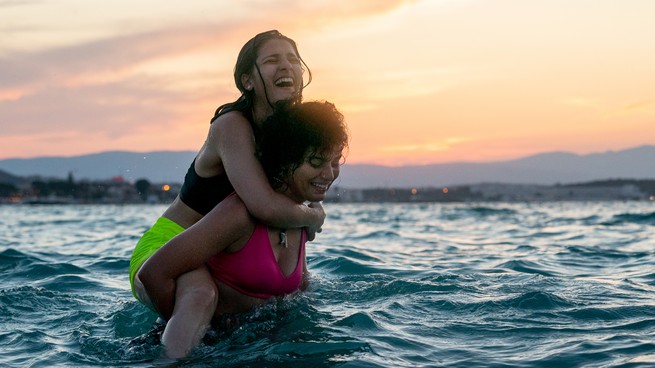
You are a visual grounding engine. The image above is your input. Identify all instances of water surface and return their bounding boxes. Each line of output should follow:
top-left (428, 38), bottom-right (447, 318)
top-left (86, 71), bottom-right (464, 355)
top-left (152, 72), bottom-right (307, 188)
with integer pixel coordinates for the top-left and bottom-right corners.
top-left (1, 202), bottom-right (655, 367)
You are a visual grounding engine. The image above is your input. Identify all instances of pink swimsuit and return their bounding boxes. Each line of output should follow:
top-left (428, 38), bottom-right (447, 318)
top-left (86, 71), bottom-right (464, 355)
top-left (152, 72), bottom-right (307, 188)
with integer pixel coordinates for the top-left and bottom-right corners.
top-left (206, 223), bottom-right (306, 299)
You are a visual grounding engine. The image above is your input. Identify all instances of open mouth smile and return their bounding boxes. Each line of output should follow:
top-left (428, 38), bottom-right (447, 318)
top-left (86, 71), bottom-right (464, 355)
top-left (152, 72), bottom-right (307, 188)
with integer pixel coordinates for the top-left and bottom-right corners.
top-left (311, 182), bottom-right (330, 191)
top-left (275, 77), bottom-right (295, 88)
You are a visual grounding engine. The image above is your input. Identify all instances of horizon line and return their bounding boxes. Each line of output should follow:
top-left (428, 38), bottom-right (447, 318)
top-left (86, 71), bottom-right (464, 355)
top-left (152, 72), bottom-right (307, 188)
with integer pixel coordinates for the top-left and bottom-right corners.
top-left (1, 144), bottom-right (653, 167)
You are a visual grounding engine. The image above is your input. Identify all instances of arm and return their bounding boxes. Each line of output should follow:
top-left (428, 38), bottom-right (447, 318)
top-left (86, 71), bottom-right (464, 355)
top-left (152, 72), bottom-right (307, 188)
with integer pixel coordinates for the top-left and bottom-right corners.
top-left (139, 196), bottom-right (252, 319)
top-left (211, 112), bottom-right (325, 231)
top-left (300, 249), bottom-right (310, 291)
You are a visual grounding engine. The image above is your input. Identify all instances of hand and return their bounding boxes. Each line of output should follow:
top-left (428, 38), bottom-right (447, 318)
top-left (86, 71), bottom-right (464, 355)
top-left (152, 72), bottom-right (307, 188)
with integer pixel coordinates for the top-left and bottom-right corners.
top-left (306, 202), bottom-right (325, 241)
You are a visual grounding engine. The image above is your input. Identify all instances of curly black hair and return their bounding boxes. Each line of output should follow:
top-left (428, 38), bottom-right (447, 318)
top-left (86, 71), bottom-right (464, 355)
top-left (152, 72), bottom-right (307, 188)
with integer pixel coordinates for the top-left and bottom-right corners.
top-left (256, 101), bottom-right (349, 190)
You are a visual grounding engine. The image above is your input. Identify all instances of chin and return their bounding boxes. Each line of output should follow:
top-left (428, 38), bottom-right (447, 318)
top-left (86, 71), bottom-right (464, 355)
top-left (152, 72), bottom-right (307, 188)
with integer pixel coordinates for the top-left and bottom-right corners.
top-left (274, 89), bottom-right (297, 100)
top-left (306, 194), bottom-right (326, 202)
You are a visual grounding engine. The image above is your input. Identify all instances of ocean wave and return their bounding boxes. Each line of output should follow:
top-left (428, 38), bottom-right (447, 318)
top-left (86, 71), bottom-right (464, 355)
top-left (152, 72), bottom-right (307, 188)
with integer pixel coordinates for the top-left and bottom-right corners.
top-left (603, 211), bottom-right (655, 226)
top-left (494, 259), bottom-right (562, 277)
top-left (3, 202), bottom-right (655, 367)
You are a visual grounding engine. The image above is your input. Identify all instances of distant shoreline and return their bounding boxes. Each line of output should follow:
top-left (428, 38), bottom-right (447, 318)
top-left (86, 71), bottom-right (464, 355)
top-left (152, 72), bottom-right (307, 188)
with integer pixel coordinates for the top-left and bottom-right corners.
top-left (2, 146), bottom-right (655, 188)
top-left (2, 178), bottom-right (654, 204)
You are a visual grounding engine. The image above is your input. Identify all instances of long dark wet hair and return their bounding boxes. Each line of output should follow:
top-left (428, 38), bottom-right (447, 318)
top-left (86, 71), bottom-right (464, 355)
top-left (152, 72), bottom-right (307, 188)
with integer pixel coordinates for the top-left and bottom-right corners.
top-left (210, 30), bottom-right (312, 124)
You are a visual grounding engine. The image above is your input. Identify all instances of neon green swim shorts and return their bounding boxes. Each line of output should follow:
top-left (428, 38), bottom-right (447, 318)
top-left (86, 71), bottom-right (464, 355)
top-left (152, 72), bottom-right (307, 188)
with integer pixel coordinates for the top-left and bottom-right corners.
top-left (129, 217), bottom-right (185, 299)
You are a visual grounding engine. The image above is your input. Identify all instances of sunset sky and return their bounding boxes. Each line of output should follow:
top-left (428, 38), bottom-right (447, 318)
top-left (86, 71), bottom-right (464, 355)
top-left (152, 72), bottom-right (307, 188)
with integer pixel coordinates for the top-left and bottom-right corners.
top-left (1, 0), bottom-right (654, 166)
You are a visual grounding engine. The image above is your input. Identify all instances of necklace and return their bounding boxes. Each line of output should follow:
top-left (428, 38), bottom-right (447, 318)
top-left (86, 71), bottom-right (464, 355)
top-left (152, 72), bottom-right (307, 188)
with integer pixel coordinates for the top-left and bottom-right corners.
top-left (279, 230), bottom-right (288, 248)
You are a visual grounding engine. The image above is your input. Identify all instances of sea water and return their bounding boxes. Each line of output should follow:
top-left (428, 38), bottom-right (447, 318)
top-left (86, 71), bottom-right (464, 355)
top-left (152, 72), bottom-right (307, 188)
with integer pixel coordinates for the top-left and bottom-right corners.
top-left (1, 201), bottom-right (655, 367)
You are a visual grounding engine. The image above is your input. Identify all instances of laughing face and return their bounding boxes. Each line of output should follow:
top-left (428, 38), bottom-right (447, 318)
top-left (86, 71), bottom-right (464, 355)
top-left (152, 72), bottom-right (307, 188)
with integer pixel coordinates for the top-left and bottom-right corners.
top-left (242, 38), bottom-right (304, 116)
top-left (286, 147), bottom-right (343, 203)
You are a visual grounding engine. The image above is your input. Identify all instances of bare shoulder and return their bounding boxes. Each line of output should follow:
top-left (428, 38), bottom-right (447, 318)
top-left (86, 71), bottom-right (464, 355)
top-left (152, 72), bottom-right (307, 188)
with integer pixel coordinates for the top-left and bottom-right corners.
top-left (203, 111), bottom-right (255, 161)
top-left (209, 110), bottom-right (253, 136)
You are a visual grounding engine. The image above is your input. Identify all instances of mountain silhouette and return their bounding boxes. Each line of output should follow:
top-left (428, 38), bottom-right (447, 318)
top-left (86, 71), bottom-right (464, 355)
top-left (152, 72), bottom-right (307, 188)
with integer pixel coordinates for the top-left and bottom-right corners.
top-left (0, 150), bottom-right (196, 184)
top-left (0, 145), bottom-right (653, 188)
top-left (338, 145), bottom-right (655, 188)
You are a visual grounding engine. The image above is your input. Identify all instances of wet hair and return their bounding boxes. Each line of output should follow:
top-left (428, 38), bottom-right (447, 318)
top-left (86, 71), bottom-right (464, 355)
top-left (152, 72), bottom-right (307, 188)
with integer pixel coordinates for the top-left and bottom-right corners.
top-left (210, 30), bottom-right (312, 123)
top-left (256, 101), bottom-right (349, 190)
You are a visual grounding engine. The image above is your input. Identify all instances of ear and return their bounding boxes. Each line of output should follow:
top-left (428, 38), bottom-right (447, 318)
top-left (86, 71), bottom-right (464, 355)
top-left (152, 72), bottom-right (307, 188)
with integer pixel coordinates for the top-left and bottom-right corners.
top-left (241, 74), bottom-right (253, 91)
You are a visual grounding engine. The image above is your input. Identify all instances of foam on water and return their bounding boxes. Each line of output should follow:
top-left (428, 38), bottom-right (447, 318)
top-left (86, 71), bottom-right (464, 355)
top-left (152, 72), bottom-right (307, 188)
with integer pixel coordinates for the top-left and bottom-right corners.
top-left (1, 202), bottom-right (655, 367)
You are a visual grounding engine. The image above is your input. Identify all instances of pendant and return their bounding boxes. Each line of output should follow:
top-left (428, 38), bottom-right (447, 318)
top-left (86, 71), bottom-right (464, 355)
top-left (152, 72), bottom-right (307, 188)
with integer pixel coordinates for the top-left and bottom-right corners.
top-left (279, 230), bottom-right (288, 248)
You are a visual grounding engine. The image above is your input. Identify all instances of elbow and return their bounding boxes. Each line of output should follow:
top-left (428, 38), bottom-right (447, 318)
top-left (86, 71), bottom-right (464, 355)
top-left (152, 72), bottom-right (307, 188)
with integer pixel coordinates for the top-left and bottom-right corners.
top-left (249, 203), bottom-right (278, 225)
top-left (230, 193), bottom-right (279, 225)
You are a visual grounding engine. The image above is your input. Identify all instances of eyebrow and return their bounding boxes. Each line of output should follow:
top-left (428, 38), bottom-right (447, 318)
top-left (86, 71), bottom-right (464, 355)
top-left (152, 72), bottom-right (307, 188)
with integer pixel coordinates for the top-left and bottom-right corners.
top-left (259, 51), bottom-right (299, 60)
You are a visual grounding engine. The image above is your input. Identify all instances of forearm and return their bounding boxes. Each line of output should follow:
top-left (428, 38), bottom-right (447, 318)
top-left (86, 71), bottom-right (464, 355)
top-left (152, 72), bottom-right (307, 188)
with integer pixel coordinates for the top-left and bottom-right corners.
top-left (251, 196), bottom-right (324, 229)
top-left (215, 114), bottom-right (325, 229)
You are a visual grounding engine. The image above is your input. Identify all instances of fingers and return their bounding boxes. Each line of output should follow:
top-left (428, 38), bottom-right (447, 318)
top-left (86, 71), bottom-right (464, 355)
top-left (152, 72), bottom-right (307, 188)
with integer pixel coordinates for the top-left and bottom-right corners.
top-left (307, 228), bottom-right (316, 241)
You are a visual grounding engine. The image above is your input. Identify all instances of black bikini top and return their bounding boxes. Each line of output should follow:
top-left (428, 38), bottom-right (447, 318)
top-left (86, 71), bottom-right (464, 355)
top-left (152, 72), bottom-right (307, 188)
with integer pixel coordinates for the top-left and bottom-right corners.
top-left (178, 159), bottom-right (234, 215)
top-left (180, 108), bottom-right (256, 215)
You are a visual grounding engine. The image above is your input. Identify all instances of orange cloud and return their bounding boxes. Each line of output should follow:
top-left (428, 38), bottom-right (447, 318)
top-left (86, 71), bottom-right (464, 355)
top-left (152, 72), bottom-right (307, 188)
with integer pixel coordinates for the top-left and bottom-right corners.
top-left (621, 100), bottom-right (654, 115)
top-left (2, 0), bottom-right (654, 165)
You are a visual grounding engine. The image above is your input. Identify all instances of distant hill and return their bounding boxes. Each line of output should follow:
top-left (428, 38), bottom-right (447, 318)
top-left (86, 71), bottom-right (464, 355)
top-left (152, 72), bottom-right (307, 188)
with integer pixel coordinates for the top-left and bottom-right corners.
top-left (339, 145), bottom-right (655, 188)
top-left (0, 150), bottom-right (196, 183)
top-left (0, 145), bottom-right (653, 188)
top-left (0, 169), bottom-right (25, 185)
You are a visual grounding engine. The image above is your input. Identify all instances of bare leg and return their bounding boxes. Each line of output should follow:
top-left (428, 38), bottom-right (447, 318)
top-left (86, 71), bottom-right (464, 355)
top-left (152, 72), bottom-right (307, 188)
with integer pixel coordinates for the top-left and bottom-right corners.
top-left (163, 266), bottom-right (218, 358)
top-left (136, 266), bottom-right (218, 359)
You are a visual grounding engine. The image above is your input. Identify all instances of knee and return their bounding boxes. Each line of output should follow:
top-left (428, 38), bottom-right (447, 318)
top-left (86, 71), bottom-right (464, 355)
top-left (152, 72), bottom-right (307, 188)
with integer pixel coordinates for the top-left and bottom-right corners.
top-left (179, 281), bottom-right (218, 312)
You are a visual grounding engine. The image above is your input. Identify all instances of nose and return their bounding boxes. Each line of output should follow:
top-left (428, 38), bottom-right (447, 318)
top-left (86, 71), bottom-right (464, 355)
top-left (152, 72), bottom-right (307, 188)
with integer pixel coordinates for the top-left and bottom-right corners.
top-left (280, 57), bottom-right (292, 70)
top-left (321, 165), bottom-right (337, 182)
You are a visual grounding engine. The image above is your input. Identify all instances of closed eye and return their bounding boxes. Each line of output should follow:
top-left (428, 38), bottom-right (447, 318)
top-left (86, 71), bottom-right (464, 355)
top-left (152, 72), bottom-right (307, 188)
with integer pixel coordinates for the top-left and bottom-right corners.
top-left (308, 156), bottom-right (325, 168)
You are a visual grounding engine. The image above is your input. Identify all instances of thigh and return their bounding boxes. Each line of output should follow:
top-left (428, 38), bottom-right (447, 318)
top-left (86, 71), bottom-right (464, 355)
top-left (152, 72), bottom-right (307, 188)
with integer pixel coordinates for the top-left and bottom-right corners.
top-left (132, 269), bottom-right (157, 312)
top-left (130, 217), bottom-right (185, 297)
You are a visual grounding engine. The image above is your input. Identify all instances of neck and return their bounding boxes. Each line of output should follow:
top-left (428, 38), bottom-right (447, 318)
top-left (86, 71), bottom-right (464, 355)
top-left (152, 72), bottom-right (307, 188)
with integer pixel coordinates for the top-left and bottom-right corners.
top-left (278, 187), bottom-right (304, 205)
top-left (251, 102), bottom-right (273, 126)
